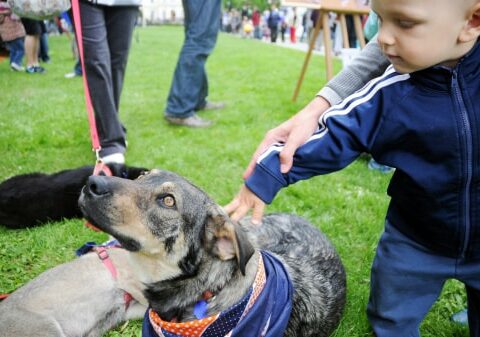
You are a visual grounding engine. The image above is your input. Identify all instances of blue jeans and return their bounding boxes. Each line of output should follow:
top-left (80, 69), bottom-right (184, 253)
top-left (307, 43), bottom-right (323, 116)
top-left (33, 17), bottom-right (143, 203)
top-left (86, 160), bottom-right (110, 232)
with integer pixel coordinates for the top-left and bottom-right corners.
top-left (5, 37), bottom-right (25, 65)
top-left (39, 32), bottom-right (50, 62)
top-left (367, 221), bottom-right (480, 336)
top-left (74, 59), bottom-right (82, 76)
top-left (165, 0), bottom-right (221, 118)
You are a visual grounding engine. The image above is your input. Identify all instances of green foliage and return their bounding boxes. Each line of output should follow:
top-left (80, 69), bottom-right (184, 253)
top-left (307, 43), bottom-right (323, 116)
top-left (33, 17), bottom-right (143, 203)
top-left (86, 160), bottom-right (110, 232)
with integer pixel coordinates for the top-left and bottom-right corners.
top-left (0, 26), bottom-right (469, 337)
top-left (223, 0), bottom-right (272, 11)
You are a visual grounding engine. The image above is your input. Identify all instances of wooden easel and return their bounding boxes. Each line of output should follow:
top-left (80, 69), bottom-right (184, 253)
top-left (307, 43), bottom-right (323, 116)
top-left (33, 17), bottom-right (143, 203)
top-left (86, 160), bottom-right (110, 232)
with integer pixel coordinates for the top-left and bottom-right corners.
top-left (283, 0), bottom-right (370, 101)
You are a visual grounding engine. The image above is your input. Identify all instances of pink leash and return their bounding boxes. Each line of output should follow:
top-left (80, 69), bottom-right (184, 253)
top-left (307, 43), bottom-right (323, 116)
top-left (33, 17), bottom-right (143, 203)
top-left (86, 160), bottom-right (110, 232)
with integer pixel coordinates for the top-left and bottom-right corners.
top-left (71, 0), bottom-right (112, 231)
top-left (71, 0), bottom-right (102, 159)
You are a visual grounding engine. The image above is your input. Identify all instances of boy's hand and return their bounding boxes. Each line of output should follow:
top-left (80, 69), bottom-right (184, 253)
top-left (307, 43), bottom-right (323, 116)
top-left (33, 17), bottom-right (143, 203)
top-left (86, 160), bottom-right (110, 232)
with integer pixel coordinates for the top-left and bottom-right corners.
top-left (243, 96), bottom-right (330, 179)
top-left (224, 185), bottom-right (265, 225)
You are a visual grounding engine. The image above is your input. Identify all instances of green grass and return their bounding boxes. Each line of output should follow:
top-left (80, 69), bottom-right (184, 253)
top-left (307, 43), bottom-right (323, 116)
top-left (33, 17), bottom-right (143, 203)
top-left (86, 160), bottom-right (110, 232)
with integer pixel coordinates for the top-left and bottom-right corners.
top-left (0, 26), bottom-right (468, 336)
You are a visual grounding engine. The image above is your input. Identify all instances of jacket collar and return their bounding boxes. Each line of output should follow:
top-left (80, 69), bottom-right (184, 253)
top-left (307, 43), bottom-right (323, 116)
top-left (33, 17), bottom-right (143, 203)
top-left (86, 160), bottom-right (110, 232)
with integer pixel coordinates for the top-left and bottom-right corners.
top-left (409, 39), bottom-right (480, 90)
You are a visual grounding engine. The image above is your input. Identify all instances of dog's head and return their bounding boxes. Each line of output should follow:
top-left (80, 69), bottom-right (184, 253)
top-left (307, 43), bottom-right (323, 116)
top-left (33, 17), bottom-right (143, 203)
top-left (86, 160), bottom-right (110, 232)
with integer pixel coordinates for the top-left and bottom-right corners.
top-left (78, 169), bottom-right (254, 276)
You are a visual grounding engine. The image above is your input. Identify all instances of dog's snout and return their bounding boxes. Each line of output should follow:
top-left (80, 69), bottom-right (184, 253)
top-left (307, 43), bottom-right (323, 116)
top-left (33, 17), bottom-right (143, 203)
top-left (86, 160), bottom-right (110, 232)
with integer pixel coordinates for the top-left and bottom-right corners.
top-left (86, 175), bottom-right (111, 196)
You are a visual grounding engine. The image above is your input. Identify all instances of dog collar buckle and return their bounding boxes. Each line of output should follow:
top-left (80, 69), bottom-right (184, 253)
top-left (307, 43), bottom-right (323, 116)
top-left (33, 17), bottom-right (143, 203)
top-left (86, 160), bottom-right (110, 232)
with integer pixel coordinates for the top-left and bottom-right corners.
top-left (97, 248), bottom-right (109, 261)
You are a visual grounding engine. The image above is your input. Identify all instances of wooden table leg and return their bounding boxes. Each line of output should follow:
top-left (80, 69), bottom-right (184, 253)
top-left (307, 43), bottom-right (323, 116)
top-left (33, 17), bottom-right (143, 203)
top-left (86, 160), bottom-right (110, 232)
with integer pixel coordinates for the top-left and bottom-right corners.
top-left (339, 14), bottom-right (349, 49)
top-left (291, 10), bottom-right (323, 102)
top-left (322, 11), bottom-right (333, 80)
top-left (353, 14), bottom-right (366, 48)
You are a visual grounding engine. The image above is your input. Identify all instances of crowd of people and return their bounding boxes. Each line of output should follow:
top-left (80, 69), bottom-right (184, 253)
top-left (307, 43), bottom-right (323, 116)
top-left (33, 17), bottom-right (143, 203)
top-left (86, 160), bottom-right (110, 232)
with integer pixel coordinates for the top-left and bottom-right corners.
top-left (221, 4), bottom-right (307, 44)
top-left (219, 3), bottom-right (366, 58)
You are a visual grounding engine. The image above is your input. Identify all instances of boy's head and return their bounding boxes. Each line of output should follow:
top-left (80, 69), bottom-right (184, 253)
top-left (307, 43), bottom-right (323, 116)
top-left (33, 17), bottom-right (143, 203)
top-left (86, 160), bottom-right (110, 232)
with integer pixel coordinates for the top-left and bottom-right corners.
top-left (372, 0), bottom-right (480, 73)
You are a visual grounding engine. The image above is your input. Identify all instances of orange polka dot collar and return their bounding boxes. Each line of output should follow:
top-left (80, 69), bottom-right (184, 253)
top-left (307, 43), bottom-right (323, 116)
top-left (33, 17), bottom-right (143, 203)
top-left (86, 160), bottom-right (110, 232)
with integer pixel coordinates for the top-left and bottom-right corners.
top-left (143, 251), bottom-right (293, 337)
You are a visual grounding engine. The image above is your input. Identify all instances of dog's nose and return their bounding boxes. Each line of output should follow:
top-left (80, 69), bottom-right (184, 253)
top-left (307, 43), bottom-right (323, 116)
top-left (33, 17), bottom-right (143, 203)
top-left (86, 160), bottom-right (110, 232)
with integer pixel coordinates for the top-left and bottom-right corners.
top-left (86, 175), bottom-right (111, 196)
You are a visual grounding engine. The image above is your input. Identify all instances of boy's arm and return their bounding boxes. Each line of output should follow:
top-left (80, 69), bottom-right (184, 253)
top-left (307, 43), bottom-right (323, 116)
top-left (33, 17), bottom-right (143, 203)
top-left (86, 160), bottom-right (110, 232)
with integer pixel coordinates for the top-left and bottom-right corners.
top-left (227, 66), bottom-right (403, 223)
top-left (243, 37), bottom-right (389, 180)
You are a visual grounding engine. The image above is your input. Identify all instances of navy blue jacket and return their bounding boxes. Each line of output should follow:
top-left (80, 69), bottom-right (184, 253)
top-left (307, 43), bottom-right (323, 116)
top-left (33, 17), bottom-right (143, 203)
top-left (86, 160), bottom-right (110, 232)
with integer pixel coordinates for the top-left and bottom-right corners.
top-left (246, 42), bottom-right (480, 259)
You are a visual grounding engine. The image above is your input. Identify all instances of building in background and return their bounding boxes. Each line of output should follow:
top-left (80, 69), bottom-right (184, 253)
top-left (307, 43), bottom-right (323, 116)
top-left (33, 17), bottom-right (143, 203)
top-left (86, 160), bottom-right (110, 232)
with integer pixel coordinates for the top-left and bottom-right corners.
top-left (141, 0), bottom-right (184, 25)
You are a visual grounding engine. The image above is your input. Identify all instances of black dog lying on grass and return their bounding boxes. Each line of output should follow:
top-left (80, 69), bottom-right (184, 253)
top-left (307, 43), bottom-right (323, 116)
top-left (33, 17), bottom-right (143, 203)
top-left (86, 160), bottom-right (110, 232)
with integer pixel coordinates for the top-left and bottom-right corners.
top-left (0, 164), bottom-right (146, 229)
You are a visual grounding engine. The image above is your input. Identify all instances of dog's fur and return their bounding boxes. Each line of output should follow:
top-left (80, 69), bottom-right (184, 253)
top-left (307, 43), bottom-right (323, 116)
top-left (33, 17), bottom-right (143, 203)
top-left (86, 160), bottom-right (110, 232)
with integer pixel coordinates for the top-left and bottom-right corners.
top-left (0, 247), bottom-right (148, 337)
top-left (79, 169), bottom-right (347, 337)
top-left (0, 164), bottom-right (146, 229)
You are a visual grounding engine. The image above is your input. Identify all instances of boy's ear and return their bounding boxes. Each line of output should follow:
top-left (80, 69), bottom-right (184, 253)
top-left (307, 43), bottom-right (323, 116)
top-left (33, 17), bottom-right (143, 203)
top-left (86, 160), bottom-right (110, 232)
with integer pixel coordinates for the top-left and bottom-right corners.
top-left (459, 2), bottom-right (480, 42)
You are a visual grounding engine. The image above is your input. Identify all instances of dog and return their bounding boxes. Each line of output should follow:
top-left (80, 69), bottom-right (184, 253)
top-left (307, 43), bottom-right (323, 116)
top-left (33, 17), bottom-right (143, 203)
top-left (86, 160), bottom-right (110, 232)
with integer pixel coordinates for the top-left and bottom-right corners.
top-left (0, 244), bottom-right (148, 337)
top-left (79, 169), bottom-right (347, 337)
top-left (0, 163), bottom-right (146, 229)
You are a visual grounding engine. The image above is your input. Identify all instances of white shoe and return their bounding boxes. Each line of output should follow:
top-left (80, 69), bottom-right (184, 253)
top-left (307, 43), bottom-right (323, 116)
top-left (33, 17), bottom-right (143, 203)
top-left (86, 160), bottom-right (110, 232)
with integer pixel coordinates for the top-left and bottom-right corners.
top-left (64, 72), bottom-right (81, 78)
top-left (101, 153), bottom-right (125, 164)
top-left (10, 63), bottom-right (25, 72)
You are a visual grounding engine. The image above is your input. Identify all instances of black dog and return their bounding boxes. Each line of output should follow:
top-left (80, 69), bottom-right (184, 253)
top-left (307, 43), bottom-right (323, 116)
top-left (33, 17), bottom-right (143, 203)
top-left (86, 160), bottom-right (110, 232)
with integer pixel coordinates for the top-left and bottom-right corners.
top-left (0, 164), bottom-right (146, 229)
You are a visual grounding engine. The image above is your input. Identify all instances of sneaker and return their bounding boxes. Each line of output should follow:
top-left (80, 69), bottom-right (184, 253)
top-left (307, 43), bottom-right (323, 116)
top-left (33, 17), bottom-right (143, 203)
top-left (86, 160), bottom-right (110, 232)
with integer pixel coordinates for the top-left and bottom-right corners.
top-left (367, 158), bottom-right (394, 174)
top-left (26, 66), bottom-right (36, 74)
top-left (200, 101), bottom-right (226, 111)
top-left (64, 72), bottom-right (81, 78)
top-left (10, 63), bottom-right (25, 72)
top-left (34, 66), bottom-right (45, 74)
top-left (165, 113), bottom-right (212, 128)
top-left (101, 153), bottom-right (125, 164)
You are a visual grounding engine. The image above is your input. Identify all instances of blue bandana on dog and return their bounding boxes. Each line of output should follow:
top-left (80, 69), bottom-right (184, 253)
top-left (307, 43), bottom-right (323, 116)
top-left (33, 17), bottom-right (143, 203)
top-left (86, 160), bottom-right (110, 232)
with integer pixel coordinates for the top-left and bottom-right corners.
top-left (142, 251), bottom-right (293, 337)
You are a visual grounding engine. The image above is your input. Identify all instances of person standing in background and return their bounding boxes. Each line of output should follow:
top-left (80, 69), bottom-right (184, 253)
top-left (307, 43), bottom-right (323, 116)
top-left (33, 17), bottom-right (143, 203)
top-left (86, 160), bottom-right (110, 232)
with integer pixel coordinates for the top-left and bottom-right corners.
top-left (252, 6), bottom-right (261, 39)
top-left (0, 0), bottom-right (26, 71)
top-left (74, 0), bottom-right (140, 164)
top-left (164, 0), bottom-right (224, 128)
top-left (20, 18), bottom-right (45, 73)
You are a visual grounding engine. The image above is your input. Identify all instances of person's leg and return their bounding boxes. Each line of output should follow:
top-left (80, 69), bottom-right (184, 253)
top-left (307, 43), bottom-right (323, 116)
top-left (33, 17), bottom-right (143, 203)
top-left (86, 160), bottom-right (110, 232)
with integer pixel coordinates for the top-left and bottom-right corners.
top-left (74, 59), bottom-right (82, 75)
top-left (367, 221), bottom-right (452, 337)
top-left (79, 1), bottom-right (125, 159)
top-left (8, 38), bottom-right (25, 70)
top-left (104, 6), bottom-right (138, 112)
top-left (39, 21), bottom-right (50, 63)
top-left (16, 37), bottom-right (25, 66)
top-left (457, 258), bottom-right (480, 337)
top-left (165, 0), bottom-right (221, 118)
top-left (271, 26), bottom-right (278, 42)
top-left (24, 34), bottom-right (36, 67)
top-left (467, 287), bottom-right (480, 336)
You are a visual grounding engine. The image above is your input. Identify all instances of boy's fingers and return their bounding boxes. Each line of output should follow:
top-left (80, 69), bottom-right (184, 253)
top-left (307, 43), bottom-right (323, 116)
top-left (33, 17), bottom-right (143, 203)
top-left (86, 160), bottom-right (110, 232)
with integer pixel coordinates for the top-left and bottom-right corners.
top-left (230, 204), bottom-right (251, 222)
top-left (279, 139), bottom-right (302, 173)
top-left (223, 199), bottom-right (239, 215)
top-left (251, 203), bottom-right (265, 225)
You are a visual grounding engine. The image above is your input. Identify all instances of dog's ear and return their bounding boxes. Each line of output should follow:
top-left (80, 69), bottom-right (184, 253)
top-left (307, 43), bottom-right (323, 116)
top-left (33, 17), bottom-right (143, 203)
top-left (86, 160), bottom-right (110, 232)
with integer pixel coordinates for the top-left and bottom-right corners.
top-left (206, 205), bottom-right (255, 275)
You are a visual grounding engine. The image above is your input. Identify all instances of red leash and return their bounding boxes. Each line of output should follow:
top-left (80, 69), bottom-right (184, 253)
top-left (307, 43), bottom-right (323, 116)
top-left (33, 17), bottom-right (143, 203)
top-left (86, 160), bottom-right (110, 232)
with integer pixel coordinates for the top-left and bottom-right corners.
top-left (72, 0), bottom-right (112, 232)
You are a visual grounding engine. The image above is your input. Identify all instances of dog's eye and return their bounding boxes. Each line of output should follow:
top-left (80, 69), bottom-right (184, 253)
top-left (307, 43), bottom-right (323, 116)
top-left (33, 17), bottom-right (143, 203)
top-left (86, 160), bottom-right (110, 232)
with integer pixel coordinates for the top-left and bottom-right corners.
top-left (159, 195), bottom-right (176, 208)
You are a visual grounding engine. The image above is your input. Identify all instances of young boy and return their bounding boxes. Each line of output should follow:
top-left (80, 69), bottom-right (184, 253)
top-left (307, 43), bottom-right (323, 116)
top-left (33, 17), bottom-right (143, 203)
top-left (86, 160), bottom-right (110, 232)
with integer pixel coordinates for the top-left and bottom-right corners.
top-left (0, 0), bottom-right (25, 71)
top-left (226, 0), bottom-right (480, 336)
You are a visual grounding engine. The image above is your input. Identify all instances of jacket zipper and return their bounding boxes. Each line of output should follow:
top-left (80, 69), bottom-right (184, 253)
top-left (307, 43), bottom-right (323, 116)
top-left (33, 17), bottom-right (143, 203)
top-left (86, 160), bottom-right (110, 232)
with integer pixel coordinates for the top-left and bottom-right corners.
top-left (452, 70), bottom-right (473, 258)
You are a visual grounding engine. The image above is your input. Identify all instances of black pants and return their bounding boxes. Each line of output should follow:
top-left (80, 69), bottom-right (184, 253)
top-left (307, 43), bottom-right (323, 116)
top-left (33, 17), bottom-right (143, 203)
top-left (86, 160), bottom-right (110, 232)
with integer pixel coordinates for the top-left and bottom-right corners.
top-left (79, 1), bottom-right (138, 157)
top-left (270, 26), bottom-right (278, 43)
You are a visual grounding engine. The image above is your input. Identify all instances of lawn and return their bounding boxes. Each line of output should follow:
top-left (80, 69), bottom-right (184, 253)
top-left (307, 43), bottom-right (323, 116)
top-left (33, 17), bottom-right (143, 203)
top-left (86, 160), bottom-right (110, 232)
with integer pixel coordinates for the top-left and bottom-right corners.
top-left (0, 25), bottom-right (469, 336)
